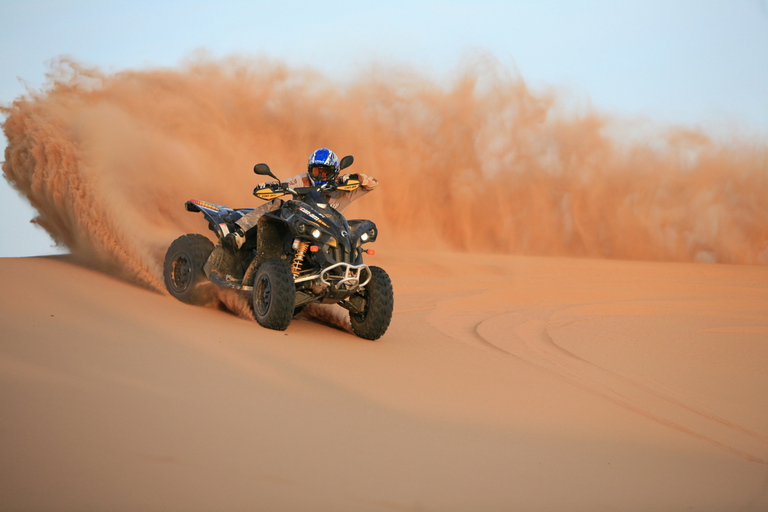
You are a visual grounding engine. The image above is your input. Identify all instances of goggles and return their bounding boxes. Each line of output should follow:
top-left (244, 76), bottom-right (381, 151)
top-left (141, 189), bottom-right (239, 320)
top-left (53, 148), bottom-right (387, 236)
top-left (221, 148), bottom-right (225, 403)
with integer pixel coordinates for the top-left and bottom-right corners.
top-left (309, 165), bottom-right (335, 181)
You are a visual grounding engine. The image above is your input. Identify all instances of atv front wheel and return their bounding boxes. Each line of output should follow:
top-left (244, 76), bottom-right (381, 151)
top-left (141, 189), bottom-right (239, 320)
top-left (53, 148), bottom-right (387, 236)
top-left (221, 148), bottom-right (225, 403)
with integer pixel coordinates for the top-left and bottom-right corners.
top-left (253, 258), bottom-right (296, 331)
top-left (349, 266), bottom-right (394, 340)
top-left (163, 234), bottom-right (215, 305)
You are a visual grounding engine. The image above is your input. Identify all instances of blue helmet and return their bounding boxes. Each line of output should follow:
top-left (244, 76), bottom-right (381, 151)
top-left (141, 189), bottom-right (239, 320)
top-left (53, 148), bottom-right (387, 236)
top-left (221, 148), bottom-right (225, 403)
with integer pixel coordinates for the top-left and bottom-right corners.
top-left (307, 148), bottom-right (340, 185)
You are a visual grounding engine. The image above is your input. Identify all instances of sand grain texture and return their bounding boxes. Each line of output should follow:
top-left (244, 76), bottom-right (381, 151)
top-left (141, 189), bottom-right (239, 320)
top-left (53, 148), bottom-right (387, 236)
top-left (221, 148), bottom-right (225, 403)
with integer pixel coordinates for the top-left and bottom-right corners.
top-left (1, 253), bottom-right (767, 511)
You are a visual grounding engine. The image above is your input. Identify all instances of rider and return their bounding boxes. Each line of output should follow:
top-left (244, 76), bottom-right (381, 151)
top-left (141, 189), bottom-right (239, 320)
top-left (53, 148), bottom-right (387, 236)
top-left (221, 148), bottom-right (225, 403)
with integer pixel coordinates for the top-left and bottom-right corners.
top-left (222, 148), bottom-right (378, 251)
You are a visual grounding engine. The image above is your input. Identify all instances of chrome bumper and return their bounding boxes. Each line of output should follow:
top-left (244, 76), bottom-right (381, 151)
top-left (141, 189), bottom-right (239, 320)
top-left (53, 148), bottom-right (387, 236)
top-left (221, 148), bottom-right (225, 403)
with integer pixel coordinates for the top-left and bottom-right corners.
top-left (295, 262), bottom-right (372, 290)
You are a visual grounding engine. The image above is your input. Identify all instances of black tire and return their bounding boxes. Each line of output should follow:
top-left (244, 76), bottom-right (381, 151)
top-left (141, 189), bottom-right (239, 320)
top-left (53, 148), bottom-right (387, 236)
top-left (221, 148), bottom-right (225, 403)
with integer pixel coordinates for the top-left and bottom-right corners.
top-left (350, 266), bottom-right (394, 340)
top-left (163, 234), bottom-right (215, 305)
top-left (252, 258), bottom-right (295, 331)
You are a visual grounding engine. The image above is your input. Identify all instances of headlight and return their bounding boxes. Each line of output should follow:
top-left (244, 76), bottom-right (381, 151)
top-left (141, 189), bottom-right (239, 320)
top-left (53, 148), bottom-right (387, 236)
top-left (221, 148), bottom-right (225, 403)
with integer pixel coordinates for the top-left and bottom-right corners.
top-left (361, 232), bottom-right (369, 242)
top-left (311, 228), bottom-right (322, 239)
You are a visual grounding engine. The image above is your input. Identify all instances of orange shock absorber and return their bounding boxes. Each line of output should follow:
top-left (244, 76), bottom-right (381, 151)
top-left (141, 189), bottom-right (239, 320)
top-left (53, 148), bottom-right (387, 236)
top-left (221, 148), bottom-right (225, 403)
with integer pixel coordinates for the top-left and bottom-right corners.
top-left (291, 241), bottom-right (310, 277)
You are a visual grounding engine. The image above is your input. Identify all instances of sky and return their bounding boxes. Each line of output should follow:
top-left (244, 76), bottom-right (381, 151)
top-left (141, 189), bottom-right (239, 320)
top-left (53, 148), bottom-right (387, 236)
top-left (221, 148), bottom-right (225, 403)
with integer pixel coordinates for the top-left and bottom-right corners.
top-left (1, 0), bottom-right (767, 257)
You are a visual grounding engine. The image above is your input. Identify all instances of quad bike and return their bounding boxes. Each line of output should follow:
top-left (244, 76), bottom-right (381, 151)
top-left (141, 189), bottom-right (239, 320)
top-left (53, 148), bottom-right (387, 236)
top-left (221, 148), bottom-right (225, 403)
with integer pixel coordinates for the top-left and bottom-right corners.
top-left (162, 155), bottom-right (393, 340)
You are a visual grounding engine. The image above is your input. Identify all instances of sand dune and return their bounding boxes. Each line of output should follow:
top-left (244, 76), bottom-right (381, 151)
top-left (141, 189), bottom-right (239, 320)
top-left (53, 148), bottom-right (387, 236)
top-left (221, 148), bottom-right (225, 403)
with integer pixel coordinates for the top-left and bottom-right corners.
top-left (2, 55), bottom-right (767, 511)
top-left (1, 251), bottom-right (767, 511)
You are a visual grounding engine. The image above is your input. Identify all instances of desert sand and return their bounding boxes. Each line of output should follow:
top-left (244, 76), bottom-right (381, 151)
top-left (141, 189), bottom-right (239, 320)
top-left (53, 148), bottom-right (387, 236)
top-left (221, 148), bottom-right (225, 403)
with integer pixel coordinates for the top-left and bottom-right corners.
top-left (1, 250), bottom-right (767, 511)
top-left (2, 57), bottom-right (768, 511)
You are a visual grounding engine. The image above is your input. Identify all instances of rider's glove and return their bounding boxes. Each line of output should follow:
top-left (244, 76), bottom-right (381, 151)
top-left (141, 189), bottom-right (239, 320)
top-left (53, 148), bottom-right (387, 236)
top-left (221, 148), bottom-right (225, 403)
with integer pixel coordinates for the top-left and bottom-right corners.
top-left (254, 180), bottom-right (279, 191)
top-left (340, 173), bottom-right (359, 185)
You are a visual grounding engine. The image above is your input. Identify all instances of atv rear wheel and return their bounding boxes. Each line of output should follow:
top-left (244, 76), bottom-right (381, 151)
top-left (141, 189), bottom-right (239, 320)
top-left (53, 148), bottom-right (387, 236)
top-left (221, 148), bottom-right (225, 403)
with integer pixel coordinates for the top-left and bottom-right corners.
top-left (253, 258), bottom-right (296, 331)
top-left (163, 234), bottom-right (215, 305)
top-left (349, 266), bottom-right (393, 340)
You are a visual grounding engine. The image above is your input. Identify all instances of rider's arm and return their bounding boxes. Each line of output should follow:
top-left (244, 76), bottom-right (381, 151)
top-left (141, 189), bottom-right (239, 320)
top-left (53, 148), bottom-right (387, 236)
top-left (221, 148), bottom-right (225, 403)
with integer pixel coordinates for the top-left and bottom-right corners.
top-left (341, 173), bottom-right (379, 191)
top-left (256, 173), bottom-right (311, 191)
top-left (286, 173), bottom-right (313, 188)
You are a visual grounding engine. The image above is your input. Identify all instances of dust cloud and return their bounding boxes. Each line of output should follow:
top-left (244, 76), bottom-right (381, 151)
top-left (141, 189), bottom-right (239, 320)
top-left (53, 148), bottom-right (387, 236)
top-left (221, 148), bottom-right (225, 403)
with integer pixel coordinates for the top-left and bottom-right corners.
top-left (2, 55), bottom-right (766, 291)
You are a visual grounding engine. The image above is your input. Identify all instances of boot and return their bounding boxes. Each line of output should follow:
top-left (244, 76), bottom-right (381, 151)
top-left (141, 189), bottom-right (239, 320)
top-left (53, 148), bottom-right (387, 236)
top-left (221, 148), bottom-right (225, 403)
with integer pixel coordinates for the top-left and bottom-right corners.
top-left (222, 225), bottom-right (245, 252)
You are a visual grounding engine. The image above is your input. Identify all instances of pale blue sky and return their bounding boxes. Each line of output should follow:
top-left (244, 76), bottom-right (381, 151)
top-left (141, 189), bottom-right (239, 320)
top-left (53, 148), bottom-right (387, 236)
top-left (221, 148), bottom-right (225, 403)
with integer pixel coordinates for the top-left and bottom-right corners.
top-left (2, 0), bottom-right (767, 256)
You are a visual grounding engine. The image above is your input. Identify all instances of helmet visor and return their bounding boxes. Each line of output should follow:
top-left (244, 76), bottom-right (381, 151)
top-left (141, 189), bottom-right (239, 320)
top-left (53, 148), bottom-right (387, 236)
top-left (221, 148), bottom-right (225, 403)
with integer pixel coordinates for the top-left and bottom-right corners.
top-left (309, 165), bottom-right (334, 182)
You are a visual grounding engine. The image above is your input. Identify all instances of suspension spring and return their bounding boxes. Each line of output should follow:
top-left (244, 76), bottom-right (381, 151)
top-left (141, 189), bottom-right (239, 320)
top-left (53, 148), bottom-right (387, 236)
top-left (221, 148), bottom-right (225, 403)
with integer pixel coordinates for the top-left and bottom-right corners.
top-left (291, 241), bottom-right (310, 277)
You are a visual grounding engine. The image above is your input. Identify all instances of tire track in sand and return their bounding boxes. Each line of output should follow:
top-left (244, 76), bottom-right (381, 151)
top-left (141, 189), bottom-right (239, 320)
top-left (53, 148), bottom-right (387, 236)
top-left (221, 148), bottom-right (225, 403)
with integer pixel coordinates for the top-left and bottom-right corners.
top-left (475, 306), bottom-right (768, 465)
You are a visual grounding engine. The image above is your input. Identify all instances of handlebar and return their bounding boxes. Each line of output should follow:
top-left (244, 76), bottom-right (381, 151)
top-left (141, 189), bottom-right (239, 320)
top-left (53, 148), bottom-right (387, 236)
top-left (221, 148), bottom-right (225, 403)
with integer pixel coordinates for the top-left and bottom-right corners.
top-left (254, 180), bottom-right (357, 200)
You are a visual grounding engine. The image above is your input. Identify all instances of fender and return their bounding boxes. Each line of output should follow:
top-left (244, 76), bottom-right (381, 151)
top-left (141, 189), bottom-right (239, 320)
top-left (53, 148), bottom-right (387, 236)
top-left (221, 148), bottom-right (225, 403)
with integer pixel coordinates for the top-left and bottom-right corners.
top-left (185, 199), bottom-right (253, 239)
